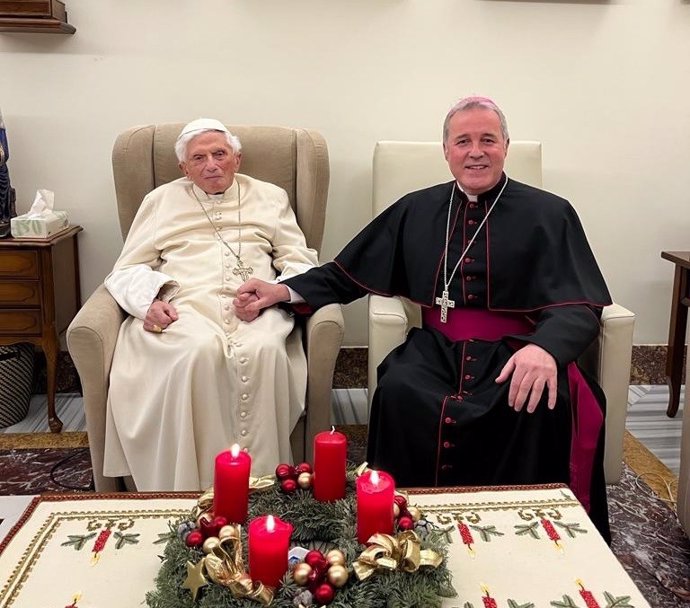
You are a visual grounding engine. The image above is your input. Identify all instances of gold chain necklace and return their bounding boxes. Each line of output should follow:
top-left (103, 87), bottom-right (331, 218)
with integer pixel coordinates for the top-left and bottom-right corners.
top-left (194, 181), bottom-right (254, 281)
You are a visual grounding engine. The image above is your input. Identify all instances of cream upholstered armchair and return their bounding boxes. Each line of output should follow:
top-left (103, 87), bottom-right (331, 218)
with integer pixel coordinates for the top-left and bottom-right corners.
top-left (368, 141), bottom-right (635, 484)
top-left (67, 124), bottom-right (344, 492)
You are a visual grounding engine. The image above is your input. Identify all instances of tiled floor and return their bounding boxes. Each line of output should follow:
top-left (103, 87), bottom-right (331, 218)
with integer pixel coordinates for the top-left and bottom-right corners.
top-left (0, 393), bottom-right (85, 434)
top-left (1, 386), bottom-right (684, 475)
top-left (627, 385), bottom-right (684, 474)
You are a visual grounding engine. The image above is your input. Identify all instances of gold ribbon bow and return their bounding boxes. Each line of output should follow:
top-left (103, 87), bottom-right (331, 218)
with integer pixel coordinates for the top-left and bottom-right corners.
top-left (249, 474), bottom-right (276, 491)
top-left (202, 524), bottom-right (274, 605)
top-left (353, 530), bottom-right (443, 581)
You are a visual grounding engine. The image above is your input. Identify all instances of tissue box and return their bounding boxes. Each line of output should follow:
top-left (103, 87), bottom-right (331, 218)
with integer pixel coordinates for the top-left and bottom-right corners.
top-left (11, 210), bottom-right (69, 239)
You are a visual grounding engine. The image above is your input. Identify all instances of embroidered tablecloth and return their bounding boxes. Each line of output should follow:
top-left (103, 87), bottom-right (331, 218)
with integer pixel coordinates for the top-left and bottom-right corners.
top-left (0, 487), bottom-right (650, 608)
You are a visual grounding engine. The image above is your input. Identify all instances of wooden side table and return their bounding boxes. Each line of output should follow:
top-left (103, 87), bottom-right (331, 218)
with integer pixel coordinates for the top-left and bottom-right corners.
top-left (661, 250), bottom-right (690, 418)
top-left (0, 226), bottom-right (82, 431)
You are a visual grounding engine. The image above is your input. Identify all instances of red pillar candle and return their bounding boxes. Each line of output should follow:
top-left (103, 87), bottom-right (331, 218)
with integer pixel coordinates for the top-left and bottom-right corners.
top-left (213, 444), bottom-right (251, 524)
top-left (248, 515), bottom-right (293, 588)
top-left (356, 469), bottom-right (395, 544)
top-left (313, 428), bottom-right (347, 502)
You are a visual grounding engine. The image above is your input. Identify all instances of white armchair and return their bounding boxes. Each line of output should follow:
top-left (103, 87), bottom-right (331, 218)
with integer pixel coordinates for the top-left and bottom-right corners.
top-left (368, 141), bottom-right (634, 484)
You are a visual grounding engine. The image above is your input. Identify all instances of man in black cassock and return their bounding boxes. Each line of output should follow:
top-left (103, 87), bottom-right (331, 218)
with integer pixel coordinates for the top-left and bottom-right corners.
top-left (235, 97), bottom-right (612, 541)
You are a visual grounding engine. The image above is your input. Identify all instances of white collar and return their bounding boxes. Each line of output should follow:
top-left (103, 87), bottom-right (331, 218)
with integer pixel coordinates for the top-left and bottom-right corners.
top-left (455, 182), bottom-right (478, 202)
top-left (190, 179), bottom-right (238, 203)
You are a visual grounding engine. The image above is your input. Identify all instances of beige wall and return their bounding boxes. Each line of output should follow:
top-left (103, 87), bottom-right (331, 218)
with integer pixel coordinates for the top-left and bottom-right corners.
top-left (1, 0), bottom-right (689, 346)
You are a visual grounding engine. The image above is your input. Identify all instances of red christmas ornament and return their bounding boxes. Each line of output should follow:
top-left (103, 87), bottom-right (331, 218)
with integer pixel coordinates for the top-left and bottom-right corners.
top-left (313, 582), bottom-right (335, 605)
top-left (295, 462), bottom-right (313, 475)
top-left (275, 463), bottom-right (296, 480)
top-left (394, 494), bottom-right (408, 510)
top-left (280, 478), bottom-right (298, 493)
top-left (185, 530), bottom-right (204, 548)
top-left (398, 515), bottom-right (415, 531)
top-left (307, 567), bottom-right (324, 591)
top-left (199, 515), bottom-right (220, 539)
top-left (212, 515), bottom-right (228, 530)
top-left (305, 549), bottom-right (327, 571)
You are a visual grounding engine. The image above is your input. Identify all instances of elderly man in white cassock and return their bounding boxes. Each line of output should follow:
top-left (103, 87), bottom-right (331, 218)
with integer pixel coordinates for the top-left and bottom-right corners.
top-left (103, 118), bottom-right (318, 491)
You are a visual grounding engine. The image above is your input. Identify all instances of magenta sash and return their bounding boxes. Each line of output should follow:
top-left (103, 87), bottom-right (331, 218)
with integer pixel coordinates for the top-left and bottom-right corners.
top-left (422, 307), bottom-right (603, 513)
top-left (423, 307), bottom-right (534, 340)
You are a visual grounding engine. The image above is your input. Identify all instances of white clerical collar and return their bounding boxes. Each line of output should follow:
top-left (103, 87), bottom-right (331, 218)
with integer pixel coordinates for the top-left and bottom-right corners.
top-left (456, 182), bottom-right (478, 203)
top-left (191, 179), bottom-right (238, 202)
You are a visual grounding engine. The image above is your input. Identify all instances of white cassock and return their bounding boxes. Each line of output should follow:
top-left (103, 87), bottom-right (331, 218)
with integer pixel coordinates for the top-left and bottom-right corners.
top-left (103, 174), bottom-right (318, 491)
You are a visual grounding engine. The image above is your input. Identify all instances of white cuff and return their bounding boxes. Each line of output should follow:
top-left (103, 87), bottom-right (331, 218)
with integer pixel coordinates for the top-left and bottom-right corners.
top-left (286, 286), bottom-right (305, 304)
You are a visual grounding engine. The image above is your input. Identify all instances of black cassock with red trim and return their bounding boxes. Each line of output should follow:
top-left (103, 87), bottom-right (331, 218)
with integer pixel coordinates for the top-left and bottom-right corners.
top-left (284, 174), bottom-right (613, 540)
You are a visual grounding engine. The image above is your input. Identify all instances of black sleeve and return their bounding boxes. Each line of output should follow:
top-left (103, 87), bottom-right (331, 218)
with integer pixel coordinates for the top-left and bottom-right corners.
top-left (510, 304), bottom-right (601, 367)
top-left (283, 261), bottom-right (370, 310)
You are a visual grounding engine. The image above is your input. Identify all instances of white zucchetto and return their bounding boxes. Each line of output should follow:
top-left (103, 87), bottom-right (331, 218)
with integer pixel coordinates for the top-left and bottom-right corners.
top-left (178, 118), bottom-right (229, 140)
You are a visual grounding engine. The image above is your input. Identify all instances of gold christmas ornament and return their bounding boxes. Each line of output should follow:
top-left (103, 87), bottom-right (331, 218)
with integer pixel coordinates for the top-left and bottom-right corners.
top-left (292, 562), bottom-right (312, 585)
top-left (297, 472), bottom-right (312, 489)
top-left (327, 564), bottom-right (349, 588)
top-left (393, 503), bottom-right (401, 518)
top-left (408, 506), bottom-right (422, 522)
top-left (203, 536), bottom-right (220, 554)
top-left (326, 548), bottom-right (346, 567)
top-left (219, 525), bottom-right (235, 540)
top-left (181, 560), bottom-right (208, 600)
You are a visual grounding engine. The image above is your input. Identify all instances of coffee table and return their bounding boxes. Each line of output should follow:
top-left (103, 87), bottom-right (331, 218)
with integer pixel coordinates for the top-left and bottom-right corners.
top-left (0, 486), bottom-right (650, 607)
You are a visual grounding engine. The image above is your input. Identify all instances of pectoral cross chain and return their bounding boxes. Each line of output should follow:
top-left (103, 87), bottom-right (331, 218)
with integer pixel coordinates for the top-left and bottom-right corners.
top-left (435, 290), bottom-right (455, 323)
top-left (232, 259), bottom-right (254, 282)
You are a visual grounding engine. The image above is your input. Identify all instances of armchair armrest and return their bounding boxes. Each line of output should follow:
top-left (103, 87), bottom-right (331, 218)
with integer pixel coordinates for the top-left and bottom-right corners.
top-left (579, 302), bottom-right (635, 484)
top-left (368, 295), bottom-right (411, 407)
top-left (598, 303), bottom-right (635, 484)
top-left (302, 303), bottom-right (345, 461)
top-left (66, 284), bottom-right (126, 492)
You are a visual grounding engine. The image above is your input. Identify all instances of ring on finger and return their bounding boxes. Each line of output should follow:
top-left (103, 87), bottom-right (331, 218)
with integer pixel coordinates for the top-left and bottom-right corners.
top-left (152, 324), bottom-right (163, 333)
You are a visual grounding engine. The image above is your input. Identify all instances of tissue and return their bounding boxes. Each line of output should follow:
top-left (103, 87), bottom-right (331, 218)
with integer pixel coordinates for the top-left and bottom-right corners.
top-left (10, 189), bottom-right (69, 238)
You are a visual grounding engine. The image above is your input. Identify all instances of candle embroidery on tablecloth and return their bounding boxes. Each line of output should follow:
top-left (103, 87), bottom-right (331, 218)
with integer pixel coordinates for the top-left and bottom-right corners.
top-left (60, 517), bottom-right (140, 563)
top-left (548, 581), bottom-right (635, 608)
top-left (514, 515), bottom-right (587, 550)
top-left (457, 521), bottom-right (504, 556)
top-left (63, 591), bottom-right (81, 608)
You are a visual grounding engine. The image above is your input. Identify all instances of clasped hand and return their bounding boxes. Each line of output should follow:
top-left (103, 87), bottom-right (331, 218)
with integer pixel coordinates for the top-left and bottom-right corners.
top-left (495, 343), bottom-right (557, 413)
top-left (233, 279), bottom-right (291, 322)
top-left (144, 299), bottom-right (178, 333)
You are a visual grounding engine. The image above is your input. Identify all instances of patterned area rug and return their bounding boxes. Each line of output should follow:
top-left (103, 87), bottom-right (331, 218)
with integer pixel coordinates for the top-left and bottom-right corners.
top-left (1, 426), bottom-right (689, 606)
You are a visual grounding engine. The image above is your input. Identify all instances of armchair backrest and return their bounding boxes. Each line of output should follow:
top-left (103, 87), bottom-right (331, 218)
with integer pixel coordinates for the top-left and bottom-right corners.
top-left (372, 140), bottom-right (542, 217)
top-left (112, 124), bottom-right (330, 251)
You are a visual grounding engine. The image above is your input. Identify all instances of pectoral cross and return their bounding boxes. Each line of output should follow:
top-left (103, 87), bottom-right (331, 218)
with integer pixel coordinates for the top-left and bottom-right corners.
top-left (435, 290), bottom-right (455, 323)
top-left (232, 259), bottom-right (254, 282)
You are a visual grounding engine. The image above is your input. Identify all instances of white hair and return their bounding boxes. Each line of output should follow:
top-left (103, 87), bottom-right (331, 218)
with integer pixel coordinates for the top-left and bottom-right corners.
top-left (174, 130), bottom-right (241, 163)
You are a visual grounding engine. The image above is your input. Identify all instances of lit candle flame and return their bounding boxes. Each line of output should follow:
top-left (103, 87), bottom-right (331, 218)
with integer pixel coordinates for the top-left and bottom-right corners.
top-left (370, 470), bottom-right (380, 485)
top-left (230, 443), bottom-right (240, 458)
top-left (266, 514), bottom-right (275, 532)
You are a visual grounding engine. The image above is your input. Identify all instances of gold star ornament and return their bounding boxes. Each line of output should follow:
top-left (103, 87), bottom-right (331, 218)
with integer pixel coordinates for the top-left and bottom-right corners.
top-left (182, 559), bottom-right (208, 600)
